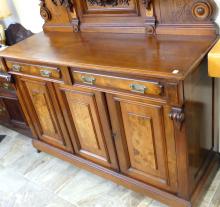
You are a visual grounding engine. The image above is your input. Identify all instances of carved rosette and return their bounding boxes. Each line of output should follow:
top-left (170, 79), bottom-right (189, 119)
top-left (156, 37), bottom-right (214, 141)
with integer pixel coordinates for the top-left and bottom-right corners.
top-left (191, 1), bottom-right (213, 20)
top-left (40, 7), bottom-right (52, 21)
top-left (40, 0), bottom-right (52, 21)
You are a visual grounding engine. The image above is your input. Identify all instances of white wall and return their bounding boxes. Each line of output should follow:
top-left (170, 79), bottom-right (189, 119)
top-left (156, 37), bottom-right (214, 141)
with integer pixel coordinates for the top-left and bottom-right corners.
top-left (3, 0), bottom-right (43, 33)
top-left (216, 0), bottom-right (220, 26)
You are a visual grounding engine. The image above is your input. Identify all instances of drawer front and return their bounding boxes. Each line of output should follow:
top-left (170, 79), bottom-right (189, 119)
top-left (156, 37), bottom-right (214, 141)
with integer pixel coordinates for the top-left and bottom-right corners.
top-left (72, 71), bottom-right (163, 96)
top-left (7, 61), bottom-right (62, 80)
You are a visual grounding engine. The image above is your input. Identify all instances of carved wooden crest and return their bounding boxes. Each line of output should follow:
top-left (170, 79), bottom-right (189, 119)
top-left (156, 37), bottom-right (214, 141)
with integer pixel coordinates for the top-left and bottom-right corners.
top-left (87, 0), bottom-right (130, 7)
top-left (40, 0), bottom-right (52, 21)
top-left (51, 0), bottom-right (74, 12)
top-left (143, 0), bottom-right (152, 10)
top-left (52, 0), bottom-right (65, 6)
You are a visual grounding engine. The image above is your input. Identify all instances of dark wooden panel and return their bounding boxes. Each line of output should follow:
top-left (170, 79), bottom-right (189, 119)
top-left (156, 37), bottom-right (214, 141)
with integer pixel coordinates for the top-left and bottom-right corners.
top-left (0, 83), bottom-right (32, 137)
top-left (0, 98), bottom-right (9, 123)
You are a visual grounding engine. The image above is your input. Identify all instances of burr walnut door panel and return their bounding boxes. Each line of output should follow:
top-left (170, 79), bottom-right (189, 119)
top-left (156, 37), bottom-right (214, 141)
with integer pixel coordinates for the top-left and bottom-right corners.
top-left (16, 78), bottom-right (73, 152)
top-left (56, 85), bottom-right (118, 170)
top-left (107, 94), bottom-right (177, 192)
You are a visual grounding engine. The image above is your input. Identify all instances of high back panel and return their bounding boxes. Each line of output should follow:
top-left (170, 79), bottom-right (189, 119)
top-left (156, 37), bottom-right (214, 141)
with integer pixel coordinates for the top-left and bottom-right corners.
top-left (40, 0), bottom-right (218, 35)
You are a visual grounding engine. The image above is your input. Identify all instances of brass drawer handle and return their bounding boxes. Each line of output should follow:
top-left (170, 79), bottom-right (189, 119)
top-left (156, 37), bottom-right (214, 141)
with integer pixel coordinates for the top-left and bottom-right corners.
top-left (12, 64), bottom-right (22, 72)
top-left (0, 107), bottom-right (6, 113)
top-left (40, 70), bottom-right (52, 78)
top-left (81, 76), bottom-right (96, 85)
top-left (130, 84), bottom-right (147, 94)
top-left (3, 83), bottom-right (9, 89)
top-left (0, 71), bottom-right (12, 82)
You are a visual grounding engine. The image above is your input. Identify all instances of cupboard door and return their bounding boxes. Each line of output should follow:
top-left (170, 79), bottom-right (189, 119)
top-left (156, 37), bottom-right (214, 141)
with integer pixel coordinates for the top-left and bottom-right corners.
top-left (2, 98), bottom-right (26, 125)
top-left (17, 78), bottom-right (73, 152)
top-left (0, 98), bottom-right (9, 122)
top-left (107, 94), bottom-right (177, 192)
top-left (56, 85), bottom-right (118, 170)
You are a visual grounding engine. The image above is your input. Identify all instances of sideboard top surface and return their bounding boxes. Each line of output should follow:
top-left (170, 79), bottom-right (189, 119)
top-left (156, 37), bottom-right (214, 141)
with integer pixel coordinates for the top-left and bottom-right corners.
top-left (0, 32), bottom-right (217, 80)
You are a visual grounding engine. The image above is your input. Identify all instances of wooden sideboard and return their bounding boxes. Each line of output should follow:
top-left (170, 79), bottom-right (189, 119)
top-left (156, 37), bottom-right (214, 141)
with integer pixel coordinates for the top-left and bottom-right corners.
top-left (0, 0), bottom-right (219, 206)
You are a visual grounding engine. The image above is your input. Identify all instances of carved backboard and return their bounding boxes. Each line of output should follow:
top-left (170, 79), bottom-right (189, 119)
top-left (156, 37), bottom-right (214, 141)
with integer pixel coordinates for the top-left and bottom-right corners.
top-left (40, 0), bottom-right (218, 35)
top-left (85, 0), bottom-right (136, 12)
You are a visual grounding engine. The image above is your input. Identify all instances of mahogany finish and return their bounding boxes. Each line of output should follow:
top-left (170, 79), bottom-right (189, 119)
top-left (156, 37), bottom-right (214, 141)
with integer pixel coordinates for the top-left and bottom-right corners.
top-left (0, 0), bottom-right (219, 206)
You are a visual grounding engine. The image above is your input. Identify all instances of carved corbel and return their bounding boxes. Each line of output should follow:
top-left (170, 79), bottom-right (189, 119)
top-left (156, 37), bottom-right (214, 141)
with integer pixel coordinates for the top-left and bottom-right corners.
top-left (72, 18), bottom-right (80, 32)
top-left (51, 0), bottom-right (80, 32)
top-left (143, 0), bottom-right (156, 34)
top-left (63, 0), bottom-right (80, 32)
top-left (64, 0), bottom-right (74, 12)
top-left (169, 107), bottom-right (185, 130)
top-left (40, 0), bottom-right (52, 22)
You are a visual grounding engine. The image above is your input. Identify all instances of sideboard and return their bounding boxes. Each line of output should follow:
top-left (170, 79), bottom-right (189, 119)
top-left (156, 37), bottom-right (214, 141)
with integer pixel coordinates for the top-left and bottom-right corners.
top-left (0, 0), bottom-right (219, 206)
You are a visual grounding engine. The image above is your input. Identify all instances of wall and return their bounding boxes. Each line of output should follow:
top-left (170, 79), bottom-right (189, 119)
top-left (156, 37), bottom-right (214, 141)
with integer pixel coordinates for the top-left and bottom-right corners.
top-left (3, 0), bottom-right (43, 33)
top-left (216, 0), bottom-right (220, 26)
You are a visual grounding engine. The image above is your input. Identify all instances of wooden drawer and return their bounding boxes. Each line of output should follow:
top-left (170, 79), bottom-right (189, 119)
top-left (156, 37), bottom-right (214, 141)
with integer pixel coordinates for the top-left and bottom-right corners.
top-left (7, 61), bottom-right (62, 81)
top-left (72, 71), bottom-right (163, 96)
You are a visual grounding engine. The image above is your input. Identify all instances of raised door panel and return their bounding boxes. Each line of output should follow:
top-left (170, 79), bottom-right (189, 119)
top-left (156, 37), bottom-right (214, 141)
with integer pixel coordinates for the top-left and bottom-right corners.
top-left (121, 102), bottom-right (166, 177)
top-left (107, 94), bottom-right (177, 192)
top-left (66, 91), bottom-right (106, 158)
top-left (56, 85), bottom-right (118, 170)
top-left (17, 78), bottom-right (73, 152)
